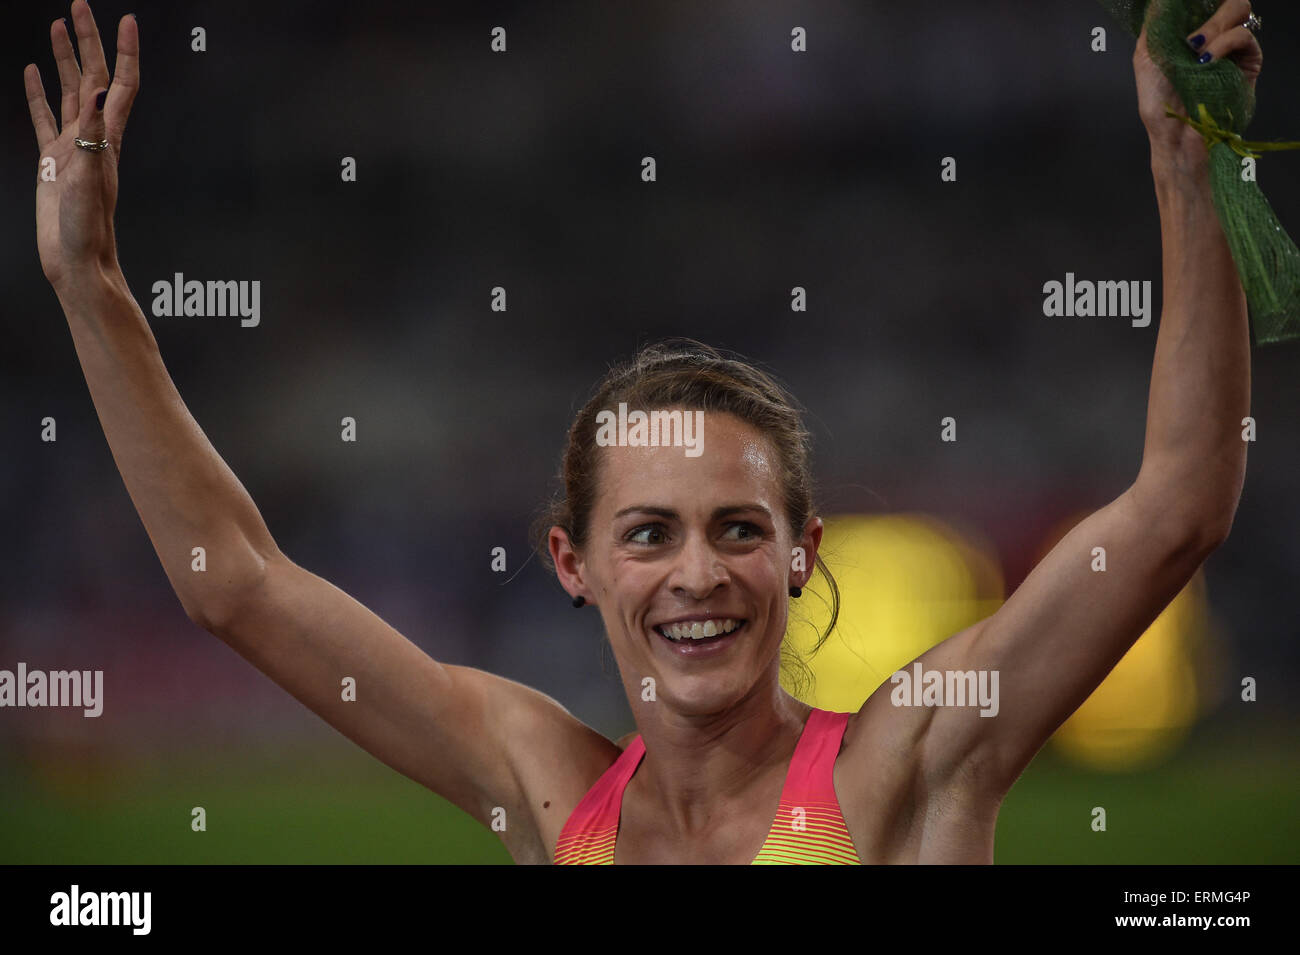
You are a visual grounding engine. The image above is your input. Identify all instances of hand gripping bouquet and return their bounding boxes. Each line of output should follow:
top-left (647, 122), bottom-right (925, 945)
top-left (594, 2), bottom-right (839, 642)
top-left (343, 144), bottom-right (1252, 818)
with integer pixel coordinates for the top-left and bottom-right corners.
top-left (1098, 0), bottom-right (1300, 344)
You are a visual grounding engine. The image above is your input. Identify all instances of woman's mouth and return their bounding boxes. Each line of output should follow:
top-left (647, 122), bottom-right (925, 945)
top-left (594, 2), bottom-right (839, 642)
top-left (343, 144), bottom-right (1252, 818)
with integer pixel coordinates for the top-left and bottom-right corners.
top-left (653, 618), bottom-right (746, 653)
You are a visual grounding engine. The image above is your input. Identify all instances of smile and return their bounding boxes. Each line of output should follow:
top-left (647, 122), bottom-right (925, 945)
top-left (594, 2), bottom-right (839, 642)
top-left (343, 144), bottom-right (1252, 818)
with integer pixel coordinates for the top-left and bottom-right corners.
top-left (654, 618), bottom-right (745, 642)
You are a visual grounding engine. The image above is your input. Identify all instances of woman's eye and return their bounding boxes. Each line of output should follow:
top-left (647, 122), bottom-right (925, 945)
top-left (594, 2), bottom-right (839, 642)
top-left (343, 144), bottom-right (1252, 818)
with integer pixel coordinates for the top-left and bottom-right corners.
top-left (722, 522), bottom-right (761, 541)
top-left (627, 524), bottom-right (666, 544)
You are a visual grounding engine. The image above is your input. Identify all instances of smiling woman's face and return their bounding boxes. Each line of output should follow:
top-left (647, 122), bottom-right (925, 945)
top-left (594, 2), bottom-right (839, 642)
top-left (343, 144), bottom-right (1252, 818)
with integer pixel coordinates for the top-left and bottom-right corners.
top-left (571, 409), bottom-right (820, 716)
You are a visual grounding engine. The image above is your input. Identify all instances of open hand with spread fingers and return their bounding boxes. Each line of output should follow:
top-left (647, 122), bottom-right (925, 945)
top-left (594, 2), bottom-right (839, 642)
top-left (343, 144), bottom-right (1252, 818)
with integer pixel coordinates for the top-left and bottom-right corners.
top-left (23, 1), bottom-right (140, 293)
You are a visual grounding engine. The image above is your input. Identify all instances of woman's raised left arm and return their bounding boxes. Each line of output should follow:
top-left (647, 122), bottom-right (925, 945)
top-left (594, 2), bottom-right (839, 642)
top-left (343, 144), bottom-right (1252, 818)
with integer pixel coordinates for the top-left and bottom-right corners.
top-left (860, 1), bottom-right (1261, 803)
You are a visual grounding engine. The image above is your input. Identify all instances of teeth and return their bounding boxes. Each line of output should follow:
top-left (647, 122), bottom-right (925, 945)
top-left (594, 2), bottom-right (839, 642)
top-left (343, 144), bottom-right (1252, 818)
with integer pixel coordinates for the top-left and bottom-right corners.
top-left (657, 618), bottom-right (742, 641)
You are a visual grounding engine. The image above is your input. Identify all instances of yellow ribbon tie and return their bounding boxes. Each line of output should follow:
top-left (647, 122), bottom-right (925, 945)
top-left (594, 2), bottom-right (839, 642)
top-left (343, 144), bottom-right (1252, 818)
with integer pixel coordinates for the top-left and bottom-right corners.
top-left (1165, 103), bottom-right (1300, 160)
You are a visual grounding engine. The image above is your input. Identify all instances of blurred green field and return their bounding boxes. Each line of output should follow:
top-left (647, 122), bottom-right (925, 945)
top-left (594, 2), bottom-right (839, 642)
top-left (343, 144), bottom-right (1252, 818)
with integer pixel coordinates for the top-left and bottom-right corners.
top-left (3, 725), bottom-right (1296, 864)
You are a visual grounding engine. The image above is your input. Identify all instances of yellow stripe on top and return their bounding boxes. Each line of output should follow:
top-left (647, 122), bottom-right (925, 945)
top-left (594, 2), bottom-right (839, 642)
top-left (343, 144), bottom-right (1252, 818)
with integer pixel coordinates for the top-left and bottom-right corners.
top-left (554, 825), bottom-right (618, 865)
top-left (554, 708), bottom-right (862, 865)
top-left (751, 800), bottom-right (861, 865)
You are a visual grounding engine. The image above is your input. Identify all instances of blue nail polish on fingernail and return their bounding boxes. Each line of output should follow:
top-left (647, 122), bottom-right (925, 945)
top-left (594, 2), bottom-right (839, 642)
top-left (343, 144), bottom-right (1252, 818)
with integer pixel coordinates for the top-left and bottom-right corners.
top-left (95, 89), bottom-right (107, 110)
top-left (1189, 34), bottom-right (1205, 48)
top-left (1197, 51), bottom-right (1212, 64)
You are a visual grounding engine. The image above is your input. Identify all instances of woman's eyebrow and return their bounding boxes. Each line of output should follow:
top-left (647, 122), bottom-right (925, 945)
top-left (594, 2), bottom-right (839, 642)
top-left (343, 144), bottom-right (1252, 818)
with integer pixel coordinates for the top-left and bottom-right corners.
top-left (612, 503), bottom-right (772, 520)
top-left (613, 505), bottom-right (677, 520)
top-left (713, 504), bottom-right (772, 520)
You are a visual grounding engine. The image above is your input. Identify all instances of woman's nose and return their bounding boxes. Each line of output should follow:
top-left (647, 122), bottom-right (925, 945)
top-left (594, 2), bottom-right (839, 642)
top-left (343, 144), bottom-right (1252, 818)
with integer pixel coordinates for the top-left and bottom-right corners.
top-left (668, 533), bottom-right (730, 598)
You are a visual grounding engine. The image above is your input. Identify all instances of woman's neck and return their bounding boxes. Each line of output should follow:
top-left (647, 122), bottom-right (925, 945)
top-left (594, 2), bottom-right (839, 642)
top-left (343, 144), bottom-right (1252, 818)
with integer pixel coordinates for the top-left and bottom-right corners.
top-left (628, 685), bottom-right (813, 834)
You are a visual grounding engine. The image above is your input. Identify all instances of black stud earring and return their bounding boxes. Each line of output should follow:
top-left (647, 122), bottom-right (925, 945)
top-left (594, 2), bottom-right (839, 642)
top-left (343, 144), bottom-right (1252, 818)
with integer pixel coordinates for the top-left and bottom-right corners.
top-left (789, 586), bottom-right (801, 598)
top-left (572, 595), bottom-right (586, 608)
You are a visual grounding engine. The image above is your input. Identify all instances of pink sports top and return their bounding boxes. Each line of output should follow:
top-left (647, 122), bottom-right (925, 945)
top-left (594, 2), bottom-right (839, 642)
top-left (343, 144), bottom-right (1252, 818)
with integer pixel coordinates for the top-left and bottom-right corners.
top-left (553, 707), bottom-right (862, 864)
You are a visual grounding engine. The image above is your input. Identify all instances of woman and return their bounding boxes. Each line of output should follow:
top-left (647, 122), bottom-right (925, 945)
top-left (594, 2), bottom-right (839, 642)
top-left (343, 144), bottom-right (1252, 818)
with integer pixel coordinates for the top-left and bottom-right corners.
top-left (23, 0), bottom-right (1259, 863)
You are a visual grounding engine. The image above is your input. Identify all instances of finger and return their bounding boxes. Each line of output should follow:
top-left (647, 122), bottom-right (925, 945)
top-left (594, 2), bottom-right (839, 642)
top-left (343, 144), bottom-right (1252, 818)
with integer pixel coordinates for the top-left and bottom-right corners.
top-left (1185, 0), bottom-right (1251, 53)
top-left (77, 83), bottom-right (109, 151)
top-left (70, 0), bottom-right (111, 96)
top-left (104, 14), bottom-right (140, 153)
top-left (51, 16), bottom-right (81, 131)
top-left (1196, 25), bottom-right (1261, 69)
top-left (23, 63), bottom-right (59, 152)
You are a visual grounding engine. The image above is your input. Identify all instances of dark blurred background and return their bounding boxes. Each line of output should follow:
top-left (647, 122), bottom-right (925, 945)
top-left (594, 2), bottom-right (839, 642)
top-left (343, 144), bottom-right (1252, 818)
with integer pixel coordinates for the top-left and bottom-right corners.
top-left (1, 0), bottom-right (1296, 863)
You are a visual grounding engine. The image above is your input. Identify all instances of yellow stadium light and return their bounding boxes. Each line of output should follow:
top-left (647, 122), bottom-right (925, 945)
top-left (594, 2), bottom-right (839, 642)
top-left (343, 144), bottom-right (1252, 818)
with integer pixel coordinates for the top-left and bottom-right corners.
top-left (784, 513), bottom-right (1003, 713)
top-left (785, 510), bottom-right (1208, 772)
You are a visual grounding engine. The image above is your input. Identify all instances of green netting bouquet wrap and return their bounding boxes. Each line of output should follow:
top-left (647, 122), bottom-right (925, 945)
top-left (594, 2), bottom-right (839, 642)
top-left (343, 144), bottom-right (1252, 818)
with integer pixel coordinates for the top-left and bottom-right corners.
top-left (1097, 0), bottom-right (1300, 345)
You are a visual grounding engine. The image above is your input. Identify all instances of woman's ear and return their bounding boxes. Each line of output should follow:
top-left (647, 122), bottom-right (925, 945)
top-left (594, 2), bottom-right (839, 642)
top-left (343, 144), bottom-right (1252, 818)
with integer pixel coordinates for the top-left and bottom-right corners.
top-left (792, 516), bottom-right (824, 589)
top-left (548, 524), bottom-right (589, 604)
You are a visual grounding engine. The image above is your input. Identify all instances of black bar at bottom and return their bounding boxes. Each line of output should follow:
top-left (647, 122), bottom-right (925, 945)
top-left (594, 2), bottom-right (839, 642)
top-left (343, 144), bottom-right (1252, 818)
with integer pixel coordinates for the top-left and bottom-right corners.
top-left (2, 864), bottom-right (1287, 941)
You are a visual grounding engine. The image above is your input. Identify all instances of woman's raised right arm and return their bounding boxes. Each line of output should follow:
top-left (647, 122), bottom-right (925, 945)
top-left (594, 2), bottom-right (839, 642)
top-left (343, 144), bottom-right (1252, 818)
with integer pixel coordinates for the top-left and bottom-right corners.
top-left (25, 2), bottom-right (614, 860)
